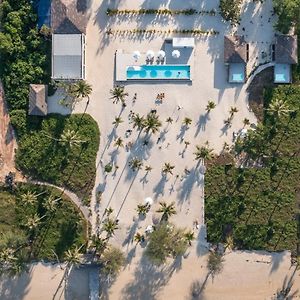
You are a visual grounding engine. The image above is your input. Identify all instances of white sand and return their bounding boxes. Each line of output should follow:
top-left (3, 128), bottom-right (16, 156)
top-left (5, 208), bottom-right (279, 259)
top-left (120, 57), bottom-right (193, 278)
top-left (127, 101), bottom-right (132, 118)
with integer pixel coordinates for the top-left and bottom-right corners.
top-left (45, 0), bottom-right (300, 299)
top-left (0, 263), bottom-right (90, 300)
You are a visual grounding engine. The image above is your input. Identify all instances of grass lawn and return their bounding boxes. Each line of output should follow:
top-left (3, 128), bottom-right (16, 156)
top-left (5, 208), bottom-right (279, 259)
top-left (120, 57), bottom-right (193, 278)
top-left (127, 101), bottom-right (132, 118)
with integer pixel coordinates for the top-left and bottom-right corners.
top-left (205, 85), bottom-right (300, 255)
top-left (14, 113), bottom-right (100, 205)
top-left (0, 183), bottom-right (87, 260)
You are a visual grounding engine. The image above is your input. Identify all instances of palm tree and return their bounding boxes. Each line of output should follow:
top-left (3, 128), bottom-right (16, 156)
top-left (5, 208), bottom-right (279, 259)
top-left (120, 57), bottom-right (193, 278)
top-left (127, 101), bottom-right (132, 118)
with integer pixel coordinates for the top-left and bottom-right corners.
top-left (184, 140), bottom-right (190, 148)
top-left (69, 80), bottom-right (92, 102)
top-left (145, 165), bottom-right (153, 172)
top-left (43, 195), bottom-right (61, 212)
top-left (267, 98), bottom-right (291, 119)
top-left (206, 100), bottom-right (216, 113)
top-left (59, 129), bottom-right (85, 148)
top-left (134, 232), bottom-right (145, 245)
top-left (156, 201), bottom-right (177, 222)
top-left (25, 213), bottom-right (46, 231)
top-left (0, 248), bottom-right (16, 265)
top-left (162, 162), bottom-right (175, 176)
top-left (182, 117), bottom-right (192, 128)
top-left (243, 118), bottom-right (250, 127)
top-left (136, 203), bottom-right (150, 216)
top-left (194, 144), bottom-right (214, 162)
top-left (166, 117), bottom-right (173, 124)
top-left (64, 246), bottom-right (82, 266)
top-left (112, 116), bottom-right (123, 127)
top-left (143, 113), bottom-right (162, 134)
top-left (224, 117), bottom-right (232, 126)
top-left (229, 106), bottom-right (238, 117)
top-left (114, 137), bottom-right (124, 148)
top-left (20, 191), bottom-right (37, 205)
top-left (132, 113), bottom-right (145, 131)
top-left (110, 85), bottom-right (128, 106)
top-left (184, 231), bottom-right (195, 246)
top-left (91, 235), bottom-right (107, 256)
top-left (207, 251), bottom-right (224, 279)
top-left (102, 218), bottom-right (119, 238)
top-left (129, 157), bottom-right (143, 172)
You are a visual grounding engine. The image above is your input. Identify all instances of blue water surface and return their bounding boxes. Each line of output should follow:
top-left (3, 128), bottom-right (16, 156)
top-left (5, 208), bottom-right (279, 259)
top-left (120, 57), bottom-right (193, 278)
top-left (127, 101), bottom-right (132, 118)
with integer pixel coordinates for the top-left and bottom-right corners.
top-left (127, 65), bottom-right (190, 80)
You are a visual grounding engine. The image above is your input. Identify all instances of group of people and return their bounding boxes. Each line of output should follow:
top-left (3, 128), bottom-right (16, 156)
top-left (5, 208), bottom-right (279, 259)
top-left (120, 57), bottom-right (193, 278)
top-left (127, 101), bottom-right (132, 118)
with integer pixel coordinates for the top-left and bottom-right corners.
top-left (156, 93), bottom-right (165, 101)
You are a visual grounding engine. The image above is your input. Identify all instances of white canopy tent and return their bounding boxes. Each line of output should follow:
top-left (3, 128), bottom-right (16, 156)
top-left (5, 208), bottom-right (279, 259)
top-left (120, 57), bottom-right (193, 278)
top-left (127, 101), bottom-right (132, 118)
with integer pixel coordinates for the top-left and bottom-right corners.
top-left (133, 50), bottom-right (141, 61)
top-left (146, 50), bottom-right (155, 60)
top-left (172, 49), bottom-right (181, 59)
top-left (172, 37), bottom-right (195, 48)
top-left (157, 50), bottom-right (166, 59)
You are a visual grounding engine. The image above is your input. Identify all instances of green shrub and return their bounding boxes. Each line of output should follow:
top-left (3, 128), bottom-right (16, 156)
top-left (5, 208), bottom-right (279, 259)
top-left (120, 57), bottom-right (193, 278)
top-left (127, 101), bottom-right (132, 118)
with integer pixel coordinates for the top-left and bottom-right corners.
top-left (219, 0), bottom-right (242, 25)
top-left (9, 109), bottom-right (27, 138)
top-left (16, 114), bottom-right (100, 203)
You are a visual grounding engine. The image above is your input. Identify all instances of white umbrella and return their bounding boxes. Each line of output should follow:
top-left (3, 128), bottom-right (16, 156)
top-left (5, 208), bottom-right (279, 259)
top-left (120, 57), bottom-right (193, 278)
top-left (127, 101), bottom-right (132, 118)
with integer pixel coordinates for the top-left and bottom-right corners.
top-left (172, 49), bottom-right (180, 59)
top-left (239, 128), bottom-right (248, 138)
top-left (145, 225), bottom-right (154, 234)
top-left (146, 50), bottom-right (155, 60)
top-left (157, 50), bottom-right (166, 59)
top-left (144, 197), bottom-right (153, 206)
top-left (133, 50), bottom-right (141, 60)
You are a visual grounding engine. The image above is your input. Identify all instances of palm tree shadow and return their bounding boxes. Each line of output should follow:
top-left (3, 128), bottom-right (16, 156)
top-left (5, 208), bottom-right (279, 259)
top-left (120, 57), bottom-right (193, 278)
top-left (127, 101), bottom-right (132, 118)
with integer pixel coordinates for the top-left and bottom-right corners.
top-left (108, 148), bottom-right (120, 164)
top-left (274, 266), bottom-right (299, 300)
top-left (122, 221), bottom-right (139, 248)
top-left (220, 123), bottom-right (231, 137)
top-left (178, 164), bottom-right (203, 203)
top-left (195, 114), bottom-right (210, 137)
top-left (176, 126), bottom-right (187, 142)
top-left (121, 255), bottom-right (173, 300)
top-left (153, 175), bottom-right (168, 199)
top-left (100, 127), bottom-right (117, 159)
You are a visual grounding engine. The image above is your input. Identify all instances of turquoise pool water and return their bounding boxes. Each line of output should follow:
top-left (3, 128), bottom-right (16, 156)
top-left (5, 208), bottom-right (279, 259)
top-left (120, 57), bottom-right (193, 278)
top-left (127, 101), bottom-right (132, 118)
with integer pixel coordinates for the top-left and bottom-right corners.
top-left (127, 65), bottom-right (190, 80)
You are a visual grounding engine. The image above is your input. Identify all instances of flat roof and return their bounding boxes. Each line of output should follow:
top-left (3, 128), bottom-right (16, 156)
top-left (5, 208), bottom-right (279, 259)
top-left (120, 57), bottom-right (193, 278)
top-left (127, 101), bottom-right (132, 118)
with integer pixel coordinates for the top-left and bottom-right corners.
top-left (52, 34), bottom-right (85, 79)
top-left (274, 64), bottom-right (291, 83)
top-left (172, 37), bottom-right (195, 48)
top-left (228, 63), bottom-right (245, 83)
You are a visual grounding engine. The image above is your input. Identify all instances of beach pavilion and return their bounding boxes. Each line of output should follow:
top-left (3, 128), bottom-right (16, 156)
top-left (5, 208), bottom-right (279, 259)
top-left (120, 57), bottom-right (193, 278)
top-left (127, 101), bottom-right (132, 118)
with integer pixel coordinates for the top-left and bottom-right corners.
top-left (273, 35), bottom-right (298, 84)
top-left (224, 35), bottom-right (249, 84)
top-left (51, 0), bottom-right (87, 80)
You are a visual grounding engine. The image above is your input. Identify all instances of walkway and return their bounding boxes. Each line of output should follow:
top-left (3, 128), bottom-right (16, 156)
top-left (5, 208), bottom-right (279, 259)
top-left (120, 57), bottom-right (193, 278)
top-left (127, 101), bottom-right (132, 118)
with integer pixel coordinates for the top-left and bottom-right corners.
top-left (28, 180), bottom-right (90, 222)
top-left (0, 81), bottom-right (21, 182)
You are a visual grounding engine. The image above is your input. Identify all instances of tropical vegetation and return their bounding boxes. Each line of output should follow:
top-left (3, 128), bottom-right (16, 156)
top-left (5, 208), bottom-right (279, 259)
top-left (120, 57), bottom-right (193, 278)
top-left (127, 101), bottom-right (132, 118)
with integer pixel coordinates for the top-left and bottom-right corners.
top-left (12, 114), bottom-right (100, 204)
top-left (0, 183), bottom-right (87, 275)
top-left (205, 85), bottom-right (300, 255)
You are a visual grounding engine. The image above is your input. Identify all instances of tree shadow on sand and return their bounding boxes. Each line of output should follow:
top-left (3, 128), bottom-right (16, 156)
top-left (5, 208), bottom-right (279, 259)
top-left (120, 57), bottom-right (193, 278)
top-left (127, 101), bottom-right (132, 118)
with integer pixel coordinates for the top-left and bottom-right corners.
top-left (121, 255), bottom-right (175, 300)
top-left (153, 175), bottom-right (168, 199)
top-left (194, 114), bottom-right (210, 137)
top-left (176, 125), bottom-right (188, 143)
top-left (0, 267), bottom-right (31, 300)
top-left (177, 164), bottom-right (204, 203)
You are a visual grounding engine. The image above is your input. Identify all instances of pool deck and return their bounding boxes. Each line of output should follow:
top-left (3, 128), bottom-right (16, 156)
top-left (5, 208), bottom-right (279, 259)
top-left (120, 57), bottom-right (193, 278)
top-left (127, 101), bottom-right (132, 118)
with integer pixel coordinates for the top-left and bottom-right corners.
top-left (115, 42), bottom-right (194, 81)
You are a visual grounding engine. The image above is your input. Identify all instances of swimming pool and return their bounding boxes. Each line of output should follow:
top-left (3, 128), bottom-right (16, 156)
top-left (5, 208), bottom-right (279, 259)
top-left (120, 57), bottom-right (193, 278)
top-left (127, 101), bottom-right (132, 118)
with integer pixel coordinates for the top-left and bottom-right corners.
top-left (126, 65), bottom-right (190, 80)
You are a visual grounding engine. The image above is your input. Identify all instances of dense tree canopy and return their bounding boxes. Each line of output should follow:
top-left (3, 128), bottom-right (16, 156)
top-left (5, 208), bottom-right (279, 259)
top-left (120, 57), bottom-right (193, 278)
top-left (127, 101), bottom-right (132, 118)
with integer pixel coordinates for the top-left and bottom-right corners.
top-left (0, 0), bottom-right (50, 110)
top-left (219, 0), bottom-right (242, 25)
top-left (273, 0), bottom-right (300, 33)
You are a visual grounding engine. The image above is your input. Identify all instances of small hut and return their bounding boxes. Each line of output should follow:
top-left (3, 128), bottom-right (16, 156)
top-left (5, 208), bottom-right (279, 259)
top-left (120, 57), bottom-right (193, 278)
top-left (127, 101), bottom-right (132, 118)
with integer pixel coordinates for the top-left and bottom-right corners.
top-left (274, 35), bottom-right (298, 83)
top-left (224, 35), bottom-right (249, 83)
top-left (28, 84), bottom-right (48, 116)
